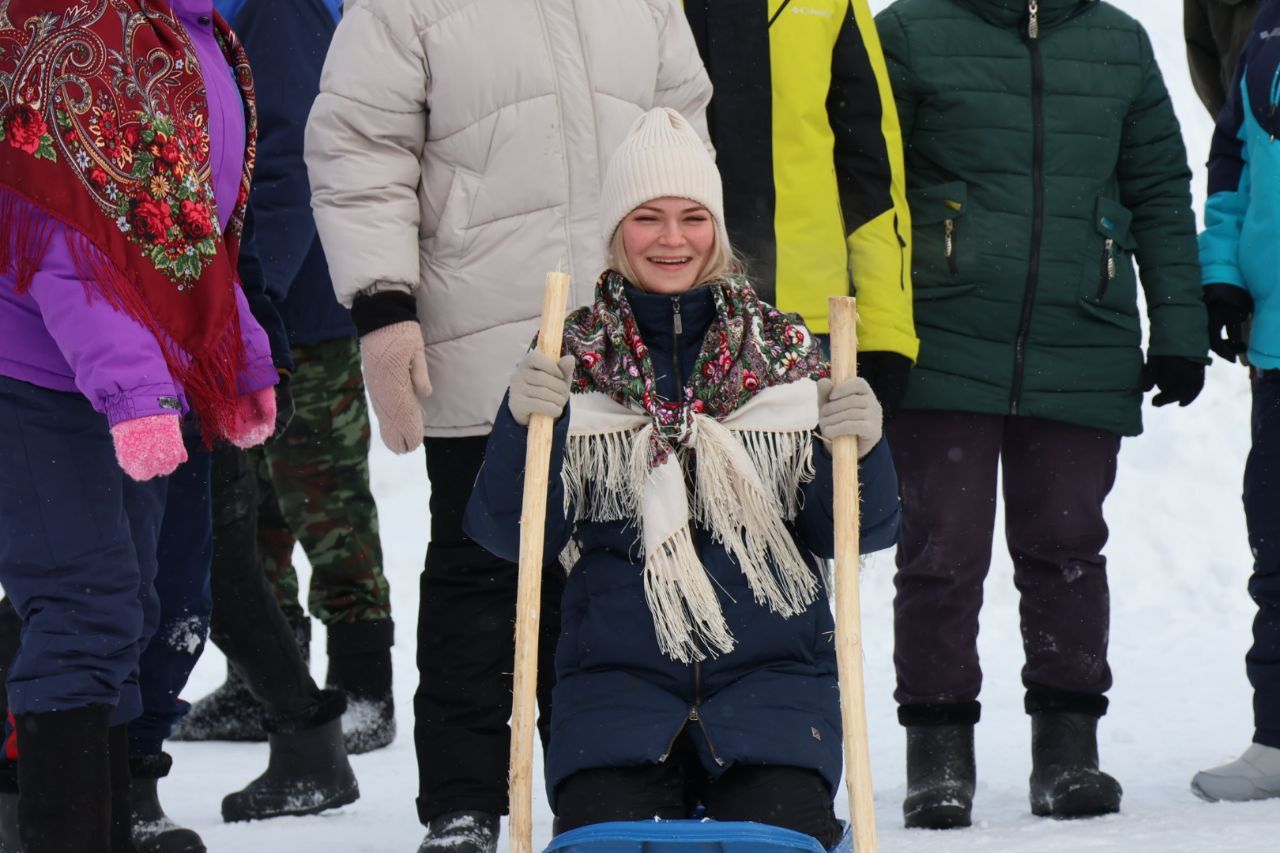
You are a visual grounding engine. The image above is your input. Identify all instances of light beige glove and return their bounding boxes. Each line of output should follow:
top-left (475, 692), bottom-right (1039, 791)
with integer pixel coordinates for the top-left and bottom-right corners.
top-left (360, 321), bottom-right (432, 454)
top-left (508, 351), bottom-right (576, 426)
top-left (817, 377), bottom-right (883, 459)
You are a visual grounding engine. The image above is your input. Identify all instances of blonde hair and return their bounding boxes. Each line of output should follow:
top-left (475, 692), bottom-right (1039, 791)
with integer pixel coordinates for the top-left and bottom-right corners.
top-left (606, 216), bottom-right (738, 291)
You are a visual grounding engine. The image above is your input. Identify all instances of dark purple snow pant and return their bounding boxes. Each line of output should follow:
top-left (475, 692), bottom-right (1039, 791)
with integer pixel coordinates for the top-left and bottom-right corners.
top-left (1245, 372), bottom-right (1280, 748)
top-left (889, 410), bottom-right (1120, 725)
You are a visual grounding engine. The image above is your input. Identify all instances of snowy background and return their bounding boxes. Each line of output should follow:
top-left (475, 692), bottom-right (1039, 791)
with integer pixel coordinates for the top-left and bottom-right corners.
top-left (164, 1), bottom-right (1272, 849)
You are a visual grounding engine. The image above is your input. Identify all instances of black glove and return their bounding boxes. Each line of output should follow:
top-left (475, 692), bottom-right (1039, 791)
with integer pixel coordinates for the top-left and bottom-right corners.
top-left (857, 351), bottom-right (913, 418)
top-left (1141, 356), bottom-right (1205, 408)
top-left (271, 374), bottom-right (295, 440)
top-left (1204, 283), bottom-right (1253, 363)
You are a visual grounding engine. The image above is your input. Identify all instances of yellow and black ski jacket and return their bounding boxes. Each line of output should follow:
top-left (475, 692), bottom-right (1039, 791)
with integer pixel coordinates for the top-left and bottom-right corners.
top-left (683, 0), bottom-right (917, 358)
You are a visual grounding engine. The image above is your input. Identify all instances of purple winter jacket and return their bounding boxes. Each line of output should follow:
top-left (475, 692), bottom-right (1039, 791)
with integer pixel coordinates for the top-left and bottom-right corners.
top-left (0, 0), bottom-right (275, 426)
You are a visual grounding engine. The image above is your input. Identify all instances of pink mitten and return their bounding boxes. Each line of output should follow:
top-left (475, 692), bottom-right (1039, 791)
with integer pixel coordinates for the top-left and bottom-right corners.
top-left (111, 414), bottom-right (187, 481)
top-left (226, 387), bottom-right (277, 449)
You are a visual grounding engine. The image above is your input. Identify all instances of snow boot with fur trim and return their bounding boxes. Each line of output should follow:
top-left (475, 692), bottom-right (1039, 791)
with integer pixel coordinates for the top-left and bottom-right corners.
top-left (1029, 712), bottom-right (1121, 818)
top-left (903, 724), bottom-right (975, 829)
top-left (325, 620), bottom-right (395, 755)
top-left (129, 754), bottom-right (205, 853)
top-left (220, 689), bottom-right (358, 822)
top-left (417, 811), bottom-right (499, 853)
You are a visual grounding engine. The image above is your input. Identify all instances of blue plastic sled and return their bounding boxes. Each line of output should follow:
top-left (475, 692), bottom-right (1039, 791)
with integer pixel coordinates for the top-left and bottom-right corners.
top-left (543, 820), bottom-right (854, 853)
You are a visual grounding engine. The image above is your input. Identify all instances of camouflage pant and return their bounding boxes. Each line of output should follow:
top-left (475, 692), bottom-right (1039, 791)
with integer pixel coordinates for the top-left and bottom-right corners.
top-left (256, 336), bottom-right (390, 625)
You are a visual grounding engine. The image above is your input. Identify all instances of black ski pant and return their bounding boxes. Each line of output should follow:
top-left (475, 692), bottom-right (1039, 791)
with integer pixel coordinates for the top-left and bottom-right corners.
top-left (555, 732), bottom-right (842, 849)
top-left (208, 443), bottom-right (325, 724)
top-left (1245, 371), bottom-right (1280, 748)
top-left (889, 410), bottom-right (1120, 725)
top-left (415, 435), bottom-right (561, 824)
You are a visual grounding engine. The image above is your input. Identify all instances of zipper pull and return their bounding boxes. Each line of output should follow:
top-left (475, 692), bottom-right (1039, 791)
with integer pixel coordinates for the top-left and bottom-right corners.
top-left (688, 706), bottom-right (700, 721)
top-left (1028, 0), bottom-right (1039, 39)
top-left (672, 296), bottom-right (683, 335)
top-left (1104, 238), bottom-right (1116, 280)
top-left (944, 219), bottom-right (955, 258)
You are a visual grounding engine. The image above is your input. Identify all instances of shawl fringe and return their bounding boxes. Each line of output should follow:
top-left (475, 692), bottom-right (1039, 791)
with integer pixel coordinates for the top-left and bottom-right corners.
top-left (643, 525), bottom-right (736, 664)
top-left (562, 415), bottom-right (820, 663)
top-left (0, 190), bottom-right (57, 292)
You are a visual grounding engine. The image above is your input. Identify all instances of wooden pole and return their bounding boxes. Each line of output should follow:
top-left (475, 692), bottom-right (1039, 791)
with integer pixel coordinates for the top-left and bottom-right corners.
top-left (510, 272), bottom-right (571, 853)
top-left (828, 296), bottom-right (878, 853)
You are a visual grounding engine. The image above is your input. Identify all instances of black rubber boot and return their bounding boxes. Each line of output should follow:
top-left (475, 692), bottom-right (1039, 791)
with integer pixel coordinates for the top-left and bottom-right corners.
top-left (129, 754), bottom-right (205, 853)
top-left (220, 689), bottom-right (358, 822)
top-left (903, 724), bottom-right (975, 830)
top-left (417, 811), bottom-right (499, 853)
top-left (15, 704), bottom-right (113, 853)
top-left (171, 619), bottom-right (310, 743)
top-left (1029, 712), bottom-right (1122, 818)
top-left (325, 620), bottom-right (395, 755)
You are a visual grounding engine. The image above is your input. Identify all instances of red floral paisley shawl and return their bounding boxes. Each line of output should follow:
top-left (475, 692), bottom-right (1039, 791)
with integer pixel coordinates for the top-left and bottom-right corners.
top-left (0, 0), bottom-right (257, 440)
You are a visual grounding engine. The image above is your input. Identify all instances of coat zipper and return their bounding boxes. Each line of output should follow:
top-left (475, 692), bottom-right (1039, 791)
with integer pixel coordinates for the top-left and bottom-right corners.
top-left (1028, 0), bottom-right (1039, 40)
top-left (657, 661), bottom-right (725, 766)
top-left (671, 296), bottom-right (684, 400)
top-left (944, 218), bottom-right (959, 275)
top-left (1095, 237), bottom-right (1116, 301)
top-left (1010, 17), bottom-right (1045, 416)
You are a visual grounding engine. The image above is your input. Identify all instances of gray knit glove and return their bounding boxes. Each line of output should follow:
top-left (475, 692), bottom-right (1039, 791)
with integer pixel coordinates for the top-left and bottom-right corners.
top-left (817, 377), bottom-right (883, 459)
top-left (508, 351), bottom-right (576, 426)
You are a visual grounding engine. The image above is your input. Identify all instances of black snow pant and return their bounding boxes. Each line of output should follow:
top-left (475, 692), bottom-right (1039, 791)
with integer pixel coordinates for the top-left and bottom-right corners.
top-left (1245, 371), bottom-right (1280, 748)
top-left (415, 435), bottom-right (562, 824)
top-left (555, 732), bottom-right (843, 849)
top-left (208, 443), bottom-right (326, 723)
top-left (889, 410), bottom-right (1120, 726)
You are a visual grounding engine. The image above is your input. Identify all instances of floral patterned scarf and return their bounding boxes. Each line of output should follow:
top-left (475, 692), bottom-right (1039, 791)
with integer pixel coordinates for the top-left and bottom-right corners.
top-left (558, 271), bottom-right (831, 662)
top-left (0, 0), bottom-right (256, 441)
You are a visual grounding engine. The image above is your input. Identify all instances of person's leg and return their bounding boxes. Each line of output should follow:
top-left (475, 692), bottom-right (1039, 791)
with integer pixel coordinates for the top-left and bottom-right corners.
top-left (889, 409), bottom-right (1001, 829)
top-left (1193, 371), bottom-right (1280, 802)
top-left (1002, 416), bottom-right (1119, 711)
top-left (415, 435), bottom-right (561, 827)
top-left (554, 738), bottom-right (693, 834)
top-left (890, 409), bottom-right (1004, 716)
top-left (123, 428), bottom-right (212, 851)
top-left (263, 337), bottom-right (394, 753)
top-left (0, 377), bottom-right (156, 851)
top-left (130, 434), bottom-right (213, 756)
top-left (1245, 373), bottom-right (1280, 749)
top-left (1001, 415), bottom-right (1121, 818)
top-left (255, 448), bottom-right (305, 626)
top-left (201, 444), bottom-right (358, 823)
top-left (702, 765), bottom-right (841, 849)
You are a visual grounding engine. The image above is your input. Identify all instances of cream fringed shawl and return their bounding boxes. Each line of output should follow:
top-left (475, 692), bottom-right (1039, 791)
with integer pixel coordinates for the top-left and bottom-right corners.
top-left (557, 272), bottom-right (830, 664)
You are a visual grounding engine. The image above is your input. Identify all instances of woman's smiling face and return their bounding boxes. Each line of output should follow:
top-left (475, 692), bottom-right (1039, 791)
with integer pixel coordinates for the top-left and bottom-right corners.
top-left (619, 197), bottom-right (716, 294)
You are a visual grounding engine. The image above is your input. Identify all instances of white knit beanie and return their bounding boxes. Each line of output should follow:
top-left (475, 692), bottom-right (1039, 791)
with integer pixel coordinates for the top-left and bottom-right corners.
top-left (599, 108), bottom-right (728, 256)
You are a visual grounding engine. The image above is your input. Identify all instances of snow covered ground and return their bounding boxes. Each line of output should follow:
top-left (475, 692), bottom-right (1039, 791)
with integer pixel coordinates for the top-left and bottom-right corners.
top-left (164, 1), bottom-right (1276, 849)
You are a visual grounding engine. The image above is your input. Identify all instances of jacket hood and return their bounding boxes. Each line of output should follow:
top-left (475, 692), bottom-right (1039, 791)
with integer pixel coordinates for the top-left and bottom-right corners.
top-left (955, 0), bottom-right (1095, 31)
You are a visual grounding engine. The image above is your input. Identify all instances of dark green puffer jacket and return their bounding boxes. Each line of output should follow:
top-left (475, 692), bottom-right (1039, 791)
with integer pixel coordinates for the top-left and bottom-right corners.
top-left (877, 0), bottom-right (1209, 436)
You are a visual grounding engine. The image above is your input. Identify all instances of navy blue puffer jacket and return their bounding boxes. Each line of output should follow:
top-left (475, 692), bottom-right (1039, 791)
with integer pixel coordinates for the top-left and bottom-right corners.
top-left (464, 284), bottom-right (900, 807)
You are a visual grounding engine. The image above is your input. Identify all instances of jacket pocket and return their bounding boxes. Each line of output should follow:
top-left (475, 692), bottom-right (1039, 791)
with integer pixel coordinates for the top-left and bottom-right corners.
top-left (907, 181), bottom-right (975, 299)
top-left (1078, 196), bottom-right (1139, 330)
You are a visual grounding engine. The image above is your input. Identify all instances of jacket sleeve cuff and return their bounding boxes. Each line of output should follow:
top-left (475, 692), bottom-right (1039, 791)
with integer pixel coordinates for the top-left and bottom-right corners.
top-left (352, 290), bottom-right (418, 337)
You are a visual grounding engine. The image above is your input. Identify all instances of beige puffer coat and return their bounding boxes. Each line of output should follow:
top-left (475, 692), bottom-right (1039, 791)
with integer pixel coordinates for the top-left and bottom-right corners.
top-left (304, 0), bottom-right (712, 437)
